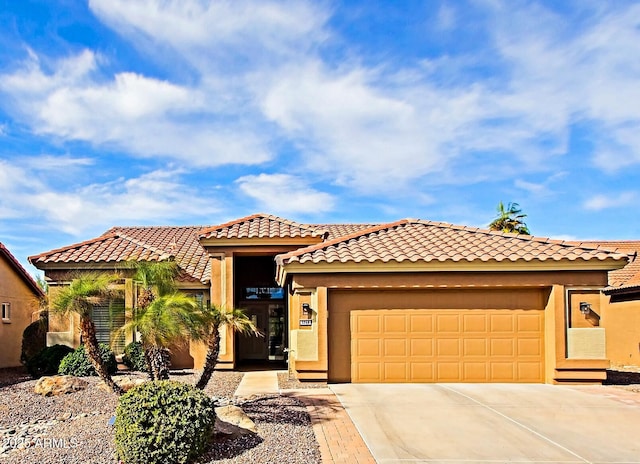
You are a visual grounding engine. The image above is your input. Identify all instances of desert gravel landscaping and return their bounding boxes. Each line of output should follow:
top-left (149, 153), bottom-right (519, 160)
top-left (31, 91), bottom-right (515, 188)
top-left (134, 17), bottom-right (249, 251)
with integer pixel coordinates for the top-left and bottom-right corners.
top-left (0, 368), bottom-right (321, 464)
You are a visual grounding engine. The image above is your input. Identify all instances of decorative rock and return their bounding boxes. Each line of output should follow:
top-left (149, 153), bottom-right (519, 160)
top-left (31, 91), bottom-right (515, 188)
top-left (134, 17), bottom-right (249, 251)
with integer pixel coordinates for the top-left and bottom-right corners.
top-left (33, 376), bottom-right (89, 396)
top-left (97, 376), bottom-right (146, 392)
top-left (214, 405), bottom-right (257, 439)
top-left (56, 411), bottom-right (72, 421)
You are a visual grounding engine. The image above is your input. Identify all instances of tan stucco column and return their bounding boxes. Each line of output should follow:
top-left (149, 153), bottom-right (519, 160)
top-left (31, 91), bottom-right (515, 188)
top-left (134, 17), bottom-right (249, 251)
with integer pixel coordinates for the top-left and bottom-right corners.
top-left (289, 286), bottom-right (328, 380)
top-left (190, 252), bottom-right (235, 370)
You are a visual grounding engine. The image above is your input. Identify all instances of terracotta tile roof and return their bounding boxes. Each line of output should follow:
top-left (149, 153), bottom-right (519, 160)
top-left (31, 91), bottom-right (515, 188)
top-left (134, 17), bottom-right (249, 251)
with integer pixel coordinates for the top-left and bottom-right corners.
top-left (306, 223), bottom-right (379, 240)
top-left (199, 213), bottom-right (326, 240)
top-left (572, 241), bottom-right (640, 291)
top-left (29, 226), bottom-right (211, 284)
top-left (277, 220), bottom-right (628, 267)
top-left (1, 242), bottom-right (45, 298)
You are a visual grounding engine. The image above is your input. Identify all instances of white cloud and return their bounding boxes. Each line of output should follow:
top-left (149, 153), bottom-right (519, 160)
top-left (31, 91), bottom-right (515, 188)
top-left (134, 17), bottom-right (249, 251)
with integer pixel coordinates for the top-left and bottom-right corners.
top-left (88, 0), bottom-right (328, 57)
top-left (4, 0), bottom-right (640, 197)
top-left (236, 173), bottom-right (336, 215)
top-left (0, 159), bottom-right (220, 235)
top-left (260, 61), bottom-right (488, 191)
top-left (583, 192), bottom-right (636, 211)
top-left (0, 51), bottom-right (271, 166)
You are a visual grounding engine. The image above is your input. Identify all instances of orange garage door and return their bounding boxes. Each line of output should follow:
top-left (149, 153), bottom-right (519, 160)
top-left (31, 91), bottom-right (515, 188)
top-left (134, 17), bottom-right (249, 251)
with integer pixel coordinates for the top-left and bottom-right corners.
top-left (351, 309), bottom-right (544, 383)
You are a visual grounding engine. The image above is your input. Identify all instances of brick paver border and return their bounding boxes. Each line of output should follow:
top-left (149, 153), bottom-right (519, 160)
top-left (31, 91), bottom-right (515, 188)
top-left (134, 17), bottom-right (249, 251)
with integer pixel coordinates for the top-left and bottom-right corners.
top-left (286, 390), bottom-right (376, 464)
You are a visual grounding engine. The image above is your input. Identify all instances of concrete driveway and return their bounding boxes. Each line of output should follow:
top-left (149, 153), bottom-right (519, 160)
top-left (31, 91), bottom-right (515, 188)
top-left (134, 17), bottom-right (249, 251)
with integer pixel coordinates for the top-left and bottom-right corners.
top-left (330, 383), bottom-right (640, 463)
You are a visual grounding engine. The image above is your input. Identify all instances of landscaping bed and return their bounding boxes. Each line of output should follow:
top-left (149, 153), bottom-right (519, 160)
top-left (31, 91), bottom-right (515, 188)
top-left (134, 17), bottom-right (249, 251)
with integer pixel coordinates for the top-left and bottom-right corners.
top-left (0, 368), bottom-right (320, 464)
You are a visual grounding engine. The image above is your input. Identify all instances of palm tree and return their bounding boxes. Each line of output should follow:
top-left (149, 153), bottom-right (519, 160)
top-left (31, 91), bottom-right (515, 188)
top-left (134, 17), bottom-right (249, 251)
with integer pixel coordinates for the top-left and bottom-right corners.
top-left (130, 260), bottom-right (178, 309)
top-left (51, 272), bottom-right (124, 395)
top-left (127, 260), bottom-right (180, 378)
top-left (489, 201), bottom-right (531, 235)
top-left (194, 306), bottom-right (260, 390)
top-left (119, 293), bottom-right (201, 380)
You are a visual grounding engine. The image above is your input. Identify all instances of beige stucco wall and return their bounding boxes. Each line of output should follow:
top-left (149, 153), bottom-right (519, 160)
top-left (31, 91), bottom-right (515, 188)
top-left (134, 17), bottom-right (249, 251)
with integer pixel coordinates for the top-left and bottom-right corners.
top-left (601, 293), bottom-right (640, 368)
top-left (0, 255), bottom-right (42, 368)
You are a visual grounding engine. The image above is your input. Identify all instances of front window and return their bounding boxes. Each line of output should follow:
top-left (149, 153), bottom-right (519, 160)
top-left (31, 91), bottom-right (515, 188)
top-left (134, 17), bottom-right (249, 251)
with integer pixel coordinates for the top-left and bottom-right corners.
top-left (243, 287), bottom-right (284, 300)
top-left (1, 302), bottom-right (10, 322)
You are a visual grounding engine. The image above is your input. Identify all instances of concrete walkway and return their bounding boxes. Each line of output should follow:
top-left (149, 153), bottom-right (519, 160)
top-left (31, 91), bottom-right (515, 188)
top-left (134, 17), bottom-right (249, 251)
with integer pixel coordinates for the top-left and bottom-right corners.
top-left (233, 371), bottom-right (376, 463)
top-left (233, 370), bottom-right (280, 397)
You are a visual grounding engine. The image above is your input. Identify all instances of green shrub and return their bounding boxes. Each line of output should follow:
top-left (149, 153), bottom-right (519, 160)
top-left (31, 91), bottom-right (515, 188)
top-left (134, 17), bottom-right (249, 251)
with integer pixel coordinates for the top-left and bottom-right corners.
top-left (115, 381), bottom-right (216, 464)
top-left (26, 344), bottom-right (74, 379)
top-left (20, 312), bottom-right (48, 367)
top-left (122, 341), bottom-right (148, 372)
top-left (58, 343), bottom-right (117, 376)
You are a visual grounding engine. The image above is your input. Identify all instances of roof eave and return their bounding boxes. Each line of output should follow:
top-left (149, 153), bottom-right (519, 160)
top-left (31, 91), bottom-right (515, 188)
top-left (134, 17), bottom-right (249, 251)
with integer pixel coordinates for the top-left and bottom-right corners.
top-left (276, 257), bottom-right (626, 286)
top-left (1, 245), bottom-right (45, 298)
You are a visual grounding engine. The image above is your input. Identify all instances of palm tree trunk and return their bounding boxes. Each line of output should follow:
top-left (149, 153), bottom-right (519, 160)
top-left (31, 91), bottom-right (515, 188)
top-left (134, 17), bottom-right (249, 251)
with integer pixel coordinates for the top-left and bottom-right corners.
top-left (195, 328), bottom-right (220, 390)
top-left (144, 348), bottom-right (155, 380)
top-left (80, 317), bottom-right (124, 395)
top-left (147, 346), bottom-right (170, 380)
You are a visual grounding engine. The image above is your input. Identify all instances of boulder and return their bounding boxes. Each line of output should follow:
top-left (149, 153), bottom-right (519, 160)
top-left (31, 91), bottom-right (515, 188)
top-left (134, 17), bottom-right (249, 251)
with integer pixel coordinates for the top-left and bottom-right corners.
top-left (97, 376), bottom-right (146, 393)
top-left (34, 375), bottom-right (88, 396)
top-left (214, 405), bottom-right (257, 439)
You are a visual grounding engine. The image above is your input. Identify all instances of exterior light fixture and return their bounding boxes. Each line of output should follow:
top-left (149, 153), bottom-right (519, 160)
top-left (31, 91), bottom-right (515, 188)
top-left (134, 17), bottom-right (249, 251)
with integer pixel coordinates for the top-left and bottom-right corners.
top-left (302, 303), bottom-right (312, 319)
top-left (579, 302), bottom-right (592, 314)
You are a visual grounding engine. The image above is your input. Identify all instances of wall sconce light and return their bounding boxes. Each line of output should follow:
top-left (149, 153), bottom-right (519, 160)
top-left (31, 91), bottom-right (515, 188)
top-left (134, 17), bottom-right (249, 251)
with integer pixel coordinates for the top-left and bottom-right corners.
top-left (302, 303), bottom-right (312, 319)
top-left (579, 302), bottom-right (592, 314)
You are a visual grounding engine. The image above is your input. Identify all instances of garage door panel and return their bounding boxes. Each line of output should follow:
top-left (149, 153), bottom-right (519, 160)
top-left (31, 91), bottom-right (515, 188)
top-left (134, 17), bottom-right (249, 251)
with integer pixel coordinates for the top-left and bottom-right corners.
top-left (384, 362), bottom-right (408, 381)
top-left (383, 314), bottom-right (407, 333)
top-left (518, 362), bottom-right (543, 381)
top-left (384, 339), bottom-right (407, 356)
top-left (463, 314), bottom-right (487, 332)
top-left (491, 338), bottom-right (515, 356)
top-left (517, 338), bottom-right (542, 356)
top-left (410, 339), bottom-right (433, 356)
top-left (517, 314), bottom-right (542, 331)
top-left (464, 362), bottom-right (488, 381)
top-left (437, 362), bottom-right (461, 381)
top-left (410, 314), bottom-right (434, 333)
top-left (355, 315), bottom-right (381, 334)
top-left (411, 362), bottom-right (434, 381)
top-left (354, 338), bottom-right (381, 357)
top-left (437, 314), bottom-right (460, 332)
top-left (437, 338), bottom-right (460, 356)
top-left (351, 309), bottom-right (544, 383)
top-left (356, 362), bottom-right (382, 382)
top-left (491, 362), bottom-right (516, 381)
top-left (490, 314), bottom-right (515, 332)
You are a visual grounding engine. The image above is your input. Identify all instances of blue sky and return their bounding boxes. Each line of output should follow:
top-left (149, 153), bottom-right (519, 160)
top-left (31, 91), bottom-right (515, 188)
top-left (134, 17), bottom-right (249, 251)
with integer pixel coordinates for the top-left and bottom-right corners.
top-left (1, 0), bottom-right (640, 276)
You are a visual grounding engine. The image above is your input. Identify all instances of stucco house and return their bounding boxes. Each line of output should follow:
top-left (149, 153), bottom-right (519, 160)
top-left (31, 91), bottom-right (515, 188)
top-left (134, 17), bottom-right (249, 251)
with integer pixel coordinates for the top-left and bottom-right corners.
top-left (29, 213), bottom-right (635, 384)
top-left (0, 242), bottom-right (45, 368)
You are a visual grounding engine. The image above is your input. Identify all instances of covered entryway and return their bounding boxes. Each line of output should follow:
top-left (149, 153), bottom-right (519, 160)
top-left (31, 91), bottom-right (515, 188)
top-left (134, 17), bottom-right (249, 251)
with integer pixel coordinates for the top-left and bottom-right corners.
top-left (350, 309), bottom-right (544, 382)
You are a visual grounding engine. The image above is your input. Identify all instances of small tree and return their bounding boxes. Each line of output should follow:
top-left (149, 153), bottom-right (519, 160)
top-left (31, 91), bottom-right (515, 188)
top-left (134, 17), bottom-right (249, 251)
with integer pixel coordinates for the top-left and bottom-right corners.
top-left (120, 293), bottom-right (201, 380)
top-left (195, 306), bottom-right (260, 390)
top-left (489, 201), bottom-right (531, 235)
top-left (126, 260), bottom-right (181, 378)
top-left (50, 272), bottom-right (124, 395)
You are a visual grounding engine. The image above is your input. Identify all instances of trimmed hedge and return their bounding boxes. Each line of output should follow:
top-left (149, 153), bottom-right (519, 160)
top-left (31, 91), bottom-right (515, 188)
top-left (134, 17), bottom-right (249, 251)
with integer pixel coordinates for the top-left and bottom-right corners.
top-left (122, 341), bottom-right (148, 372)
top-left (115, 381), bottom-right (216, 464)
top-left (26, 344), bottom-right (74, 379)
top-left (58, 344), bottom-right (117, 377)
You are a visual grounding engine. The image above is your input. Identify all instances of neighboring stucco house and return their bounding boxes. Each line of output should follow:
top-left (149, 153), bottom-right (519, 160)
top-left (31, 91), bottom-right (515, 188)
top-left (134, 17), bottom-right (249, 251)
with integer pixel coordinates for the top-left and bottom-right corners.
top-left (0, 242), bottom-right (45, 368)
top-left (30, 213), bottom-right (631, 384)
